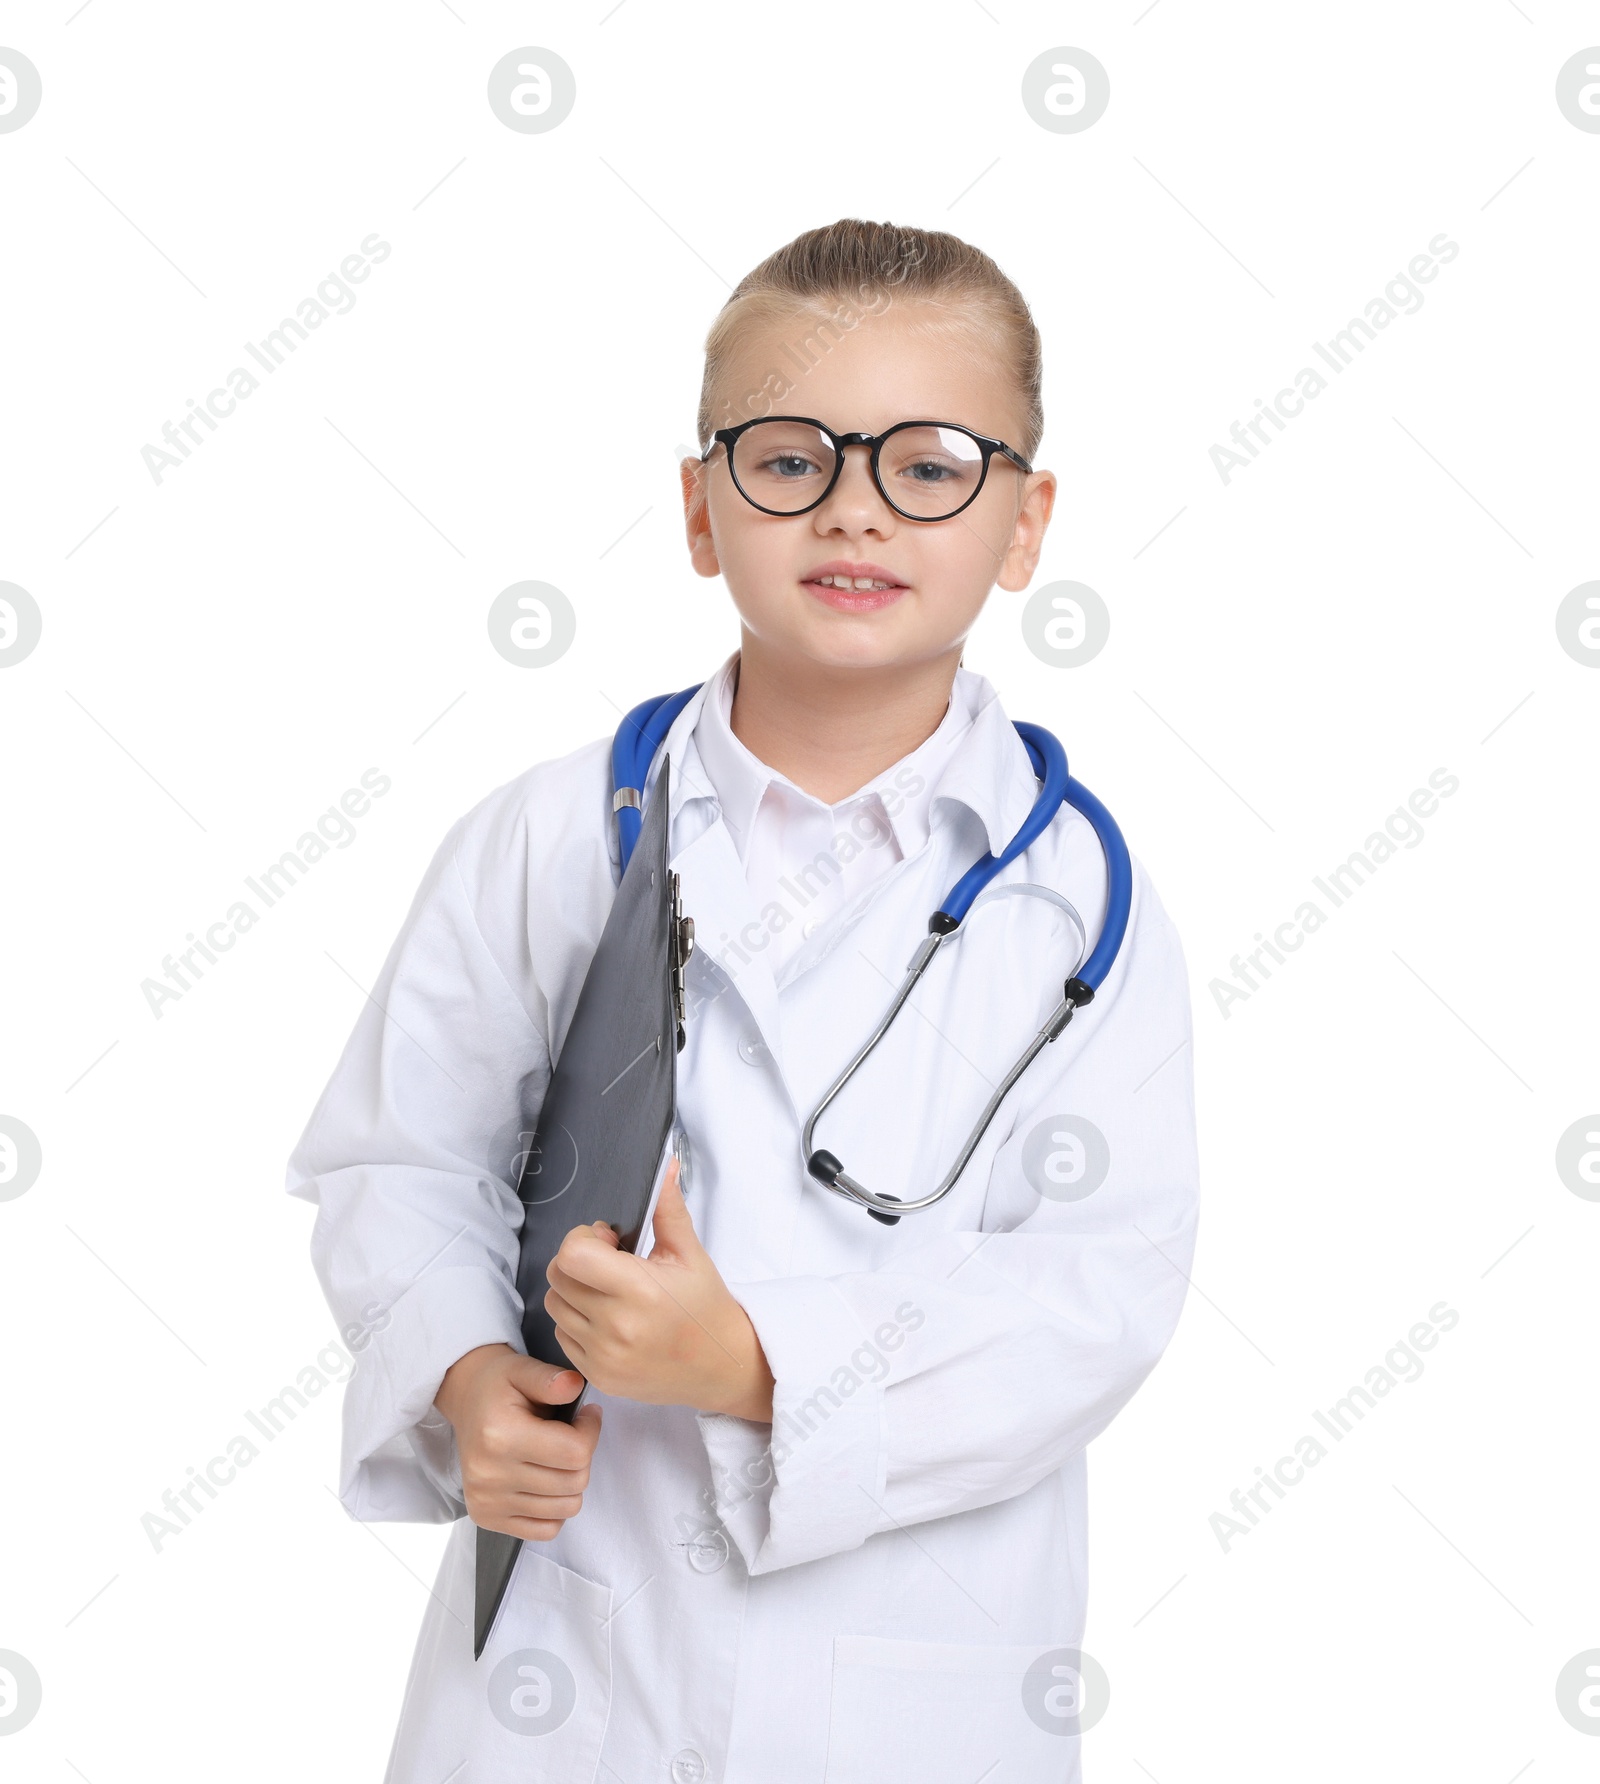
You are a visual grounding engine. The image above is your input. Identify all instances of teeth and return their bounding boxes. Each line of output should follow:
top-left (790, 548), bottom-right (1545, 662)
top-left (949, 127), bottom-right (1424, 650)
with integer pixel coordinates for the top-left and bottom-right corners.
top-left (816, 574), bottom-right (891, 590)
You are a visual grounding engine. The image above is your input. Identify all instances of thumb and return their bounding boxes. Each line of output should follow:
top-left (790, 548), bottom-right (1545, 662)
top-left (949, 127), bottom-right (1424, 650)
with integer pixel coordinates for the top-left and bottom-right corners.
top-left (648, 1159), bottom-right (702, 1261)
top-left (506, 1353), bottom-right (585, 1409)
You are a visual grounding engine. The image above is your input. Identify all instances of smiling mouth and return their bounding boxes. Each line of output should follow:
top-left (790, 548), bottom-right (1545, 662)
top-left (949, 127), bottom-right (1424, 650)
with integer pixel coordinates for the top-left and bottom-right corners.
top-left (808, 573), bottom-right (901, 592)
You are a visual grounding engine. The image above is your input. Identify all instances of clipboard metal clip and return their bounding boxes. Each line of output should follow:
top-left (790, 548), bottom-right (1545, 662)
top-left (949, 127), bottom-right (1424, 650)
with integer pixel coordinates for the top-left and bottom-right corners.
top-left (669, 870), bottom-right (695, 1051)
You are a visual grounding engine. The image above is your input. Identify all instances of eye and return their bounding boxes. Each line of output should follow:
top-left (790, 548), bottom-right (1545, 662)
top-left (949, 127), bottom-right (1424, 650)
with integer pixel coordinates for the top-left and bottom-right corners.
top-left (731, 422), bottom-right (837, 496)
top-left (896, 456), bottom-right (961, 485)
top-left (758, 451), bottom-right (824, 480)
top-left (879, 427), bottom-right (985, 501)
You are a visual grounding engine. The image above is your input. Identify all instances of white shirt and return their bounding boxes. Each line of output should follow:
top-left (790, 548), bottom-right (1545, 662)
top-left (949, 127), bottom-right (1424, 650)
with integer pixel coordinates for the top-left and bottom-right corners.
top-left (691, 653), bottom-right (977, 973)
top-left (285, 667), bottom-right (1200, 1784)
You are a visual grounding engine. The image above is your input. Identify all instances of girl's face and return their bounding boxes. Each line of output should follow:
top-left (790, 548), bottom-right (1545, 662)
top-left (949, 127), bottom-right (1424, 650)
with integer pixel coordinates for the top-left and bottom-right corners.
top-left (680, 300), bottom-right (1056, 677)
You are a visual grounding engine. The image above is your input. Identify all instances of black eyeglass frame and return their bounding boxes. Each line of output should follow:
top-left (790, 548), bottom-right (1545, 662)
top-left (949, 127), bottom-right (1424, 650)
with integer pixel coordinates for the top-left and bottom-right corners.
top-left (702, 415), bottom-right (1034, 523)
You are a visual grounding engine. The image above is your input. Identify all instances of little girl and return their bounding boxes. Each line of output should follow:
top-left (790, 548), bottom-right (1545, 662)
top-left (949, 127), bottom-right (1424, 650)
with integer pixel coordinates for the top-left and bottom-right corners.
top-left (287, 218), bottom-right (1200, 1784)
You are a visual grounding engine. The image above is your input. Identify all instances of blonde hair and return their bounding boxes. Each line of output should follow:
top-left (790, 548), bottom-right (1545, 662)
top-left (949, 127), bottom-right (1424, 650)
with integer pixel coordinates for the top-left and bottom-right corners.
top-left (695, 218), bottom-right (1043, 459)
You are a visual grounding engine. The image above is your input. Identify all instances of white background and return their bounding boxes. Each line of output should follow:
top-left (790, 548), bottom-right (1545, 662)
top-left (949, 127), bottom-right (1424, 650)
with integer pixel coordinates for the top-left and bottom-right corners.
top-left (2, 3), bottom-right (1598, 1778)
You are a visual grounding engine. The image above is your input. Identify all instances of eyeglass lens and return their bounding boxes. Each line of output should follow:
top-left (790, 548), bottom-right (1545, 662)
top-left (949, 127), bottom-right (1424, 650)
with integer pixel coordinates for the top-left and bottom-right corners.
top-left (728, 421), bottom-right (988, 519)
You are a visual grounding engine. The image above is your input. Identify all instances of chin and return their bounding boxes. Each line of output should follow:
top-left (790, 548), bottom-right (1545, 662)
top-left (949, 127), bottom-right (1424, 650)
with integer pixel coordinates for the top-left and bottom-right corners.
top-left (791, 619), bottom-right (941, 676)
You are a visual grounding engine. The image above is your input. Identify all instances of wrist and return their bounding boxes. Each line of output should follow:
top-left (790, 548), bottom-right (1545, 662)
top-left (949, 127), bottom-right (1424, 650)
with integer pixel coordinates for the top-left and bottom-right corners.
top-left (435, 1341), bottom-right (514, 1426)
top-left (706, 1309), bottom-right (774, 1422)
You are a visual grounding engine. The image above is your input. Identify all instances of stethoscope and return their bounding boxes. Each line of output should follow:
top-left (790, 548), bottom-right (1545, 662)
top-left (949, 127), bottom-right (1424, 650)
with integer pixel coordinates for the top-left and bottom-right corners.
top-left (613, 685), bottom-right (1133, 1225)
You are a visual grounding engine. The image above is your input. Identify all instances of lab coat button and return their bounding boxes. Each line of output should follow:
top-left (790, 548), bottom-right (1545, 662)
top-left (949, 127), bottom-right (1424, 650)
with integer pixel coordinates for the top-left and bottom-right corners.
top-left (686, 1527), bottom-right (729, 1572)
top-left (670, 1749), bottom-right (708, 1783)
top-left (736, 1034), bottom-right (768, 1066)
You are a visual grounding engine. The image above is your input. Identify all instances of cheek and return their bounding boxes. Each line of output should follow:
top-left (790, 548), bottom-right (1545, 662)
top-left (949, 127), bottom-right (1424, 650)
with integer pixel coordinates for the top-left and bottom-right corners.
top-left (708, 499), bottom-right (806, 592)
top-left (923, 499), bottom-right (1016, 584)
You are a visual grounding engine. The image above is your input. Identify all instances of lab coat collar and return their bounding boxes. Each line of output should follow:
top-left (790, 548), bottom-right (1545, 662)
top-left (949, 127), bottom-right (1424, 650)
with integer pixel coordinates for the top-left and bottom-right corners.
top-left (919, 673), bottom-right (1039, 862)
top-left (649, 654), bottom-right (1040, 869)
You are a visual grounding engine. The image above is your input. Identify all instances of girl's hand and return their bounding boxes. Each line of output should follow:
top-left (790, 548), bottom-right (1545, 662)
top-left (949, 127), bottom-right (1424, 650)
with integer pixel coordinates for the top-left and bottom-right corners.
top-left (433, 1343), bottom-right (602, 1540)
top-left (544, 1161), bottom-right (775, 1421)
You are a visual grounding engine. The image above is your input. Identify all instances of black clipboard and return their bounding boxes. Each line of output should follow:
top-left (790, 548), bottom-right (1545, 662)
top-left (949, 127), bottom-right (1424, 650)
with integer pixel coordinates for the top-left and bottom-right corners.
top-left (473, 756), bottom-right (692, 1658)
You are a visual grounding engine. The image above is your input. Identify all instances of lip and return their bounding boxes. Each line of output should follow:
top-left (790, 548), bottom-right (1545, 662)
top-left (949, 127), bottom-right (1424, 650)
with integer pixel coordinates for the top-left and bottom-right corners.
top-left (800, 559), bottom-right (909, 613)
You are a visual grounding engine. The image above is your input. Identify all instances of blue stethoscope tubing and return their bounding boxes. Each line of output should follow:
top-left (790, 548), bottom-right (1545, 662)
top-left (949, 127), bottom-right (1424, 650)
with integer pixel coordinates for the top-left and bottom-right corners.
top-left (612, 685), bottom-right (1133, 1223)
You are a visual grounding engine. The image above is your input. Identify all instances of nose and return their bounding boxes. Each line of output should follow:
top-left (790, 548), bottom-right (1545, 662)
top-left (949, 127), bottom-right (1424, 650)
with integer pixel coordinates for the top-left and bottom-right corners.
top-left (814, 443), bottom-right (895, 537)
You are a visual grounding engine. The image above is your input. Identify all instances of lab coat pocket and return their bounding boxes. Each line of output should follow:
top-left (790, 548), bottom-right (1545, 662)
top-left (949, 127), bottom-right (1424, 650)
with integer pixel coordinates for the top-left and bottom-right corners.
top-left (473, 1547), bottom-right (615, 1782)
top-left (823, 1635), bottom-right (1087, 1784)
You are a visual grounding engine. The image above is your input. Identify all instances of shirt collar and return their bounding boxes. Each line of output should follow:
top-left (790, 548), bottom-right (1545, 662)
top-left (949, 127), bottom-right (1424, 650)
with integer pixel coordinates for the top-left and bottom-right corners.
top-left (683, 654), bottom-right (771, 863)
top-left (653, 653), bottom-right (1041, 864)
top-left (923, 674), bottom-right (1040, 859)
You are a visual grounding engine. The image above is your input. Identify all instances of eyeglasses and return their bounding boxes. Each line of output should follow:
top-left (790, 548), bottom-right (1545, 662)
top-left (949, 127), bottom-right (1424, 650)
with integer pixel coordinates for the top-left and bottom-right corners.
top-left (702, 415), bottom-right (1033, 523)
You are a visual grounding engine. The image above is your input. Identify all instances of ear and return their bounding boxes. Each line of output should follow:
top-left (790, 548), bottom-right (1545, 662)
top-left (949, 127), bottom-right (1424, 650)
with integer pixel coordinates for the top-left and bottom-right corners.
top-left (680, 455), bottom-right (721, 580)
top-left (994, 469), bottom-right (1057, 593)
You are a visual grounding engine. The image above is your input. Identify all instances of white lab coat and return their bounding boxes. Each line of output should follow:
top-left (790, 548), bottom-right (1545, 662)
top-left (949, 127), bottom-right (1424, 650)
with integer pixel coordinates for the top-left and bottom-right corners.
top-left (285, 670), bottom-right (1200, 1784)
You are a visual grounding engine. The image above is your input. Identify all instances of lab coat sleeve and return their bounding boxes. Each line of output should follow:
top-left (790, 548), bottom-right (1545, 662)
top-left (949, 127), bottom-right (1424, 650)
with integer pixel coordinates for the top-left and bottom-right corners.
top-left (283, 808), bottom-right (552, 1524)
top-left (698, 859), bottom-right (1200, 1574)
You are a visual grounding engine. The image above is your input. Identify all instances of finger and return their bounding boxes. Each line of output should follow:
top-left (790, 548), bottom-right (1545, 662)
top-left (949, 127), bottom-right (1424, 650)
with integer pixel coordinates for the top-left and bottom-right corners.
top-left (552, 1325), bottom-right (589, 1373)
top-left (543, 1286), bottom-right (591, 1336)
top-left (545, 1258), bottom-right (611, 1316)
top-left (497, 1462), bottom-right (592, 1496)
top-left (485, 1513), bottom-right (568, 1542)
top-left (648, 1159), bottom-right (702, 1260)
top-left (501, 1491), bottom-right (585, 1518)
top-left (590, 1220), bottom-right (621, 1250)
top-left (505, 1353), bottom-right (585, 1408)
top-left (496, 1413), bottom-right (598, 1473)
top-left (466, 1481), bottom-right (583, 1529)
top-left (551, 1228), bottom-right (644, 1295)
top-left (557, 1225), bottom-right (641, 1290)
top-left (653, 1158), bottom-right (683, 1219)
